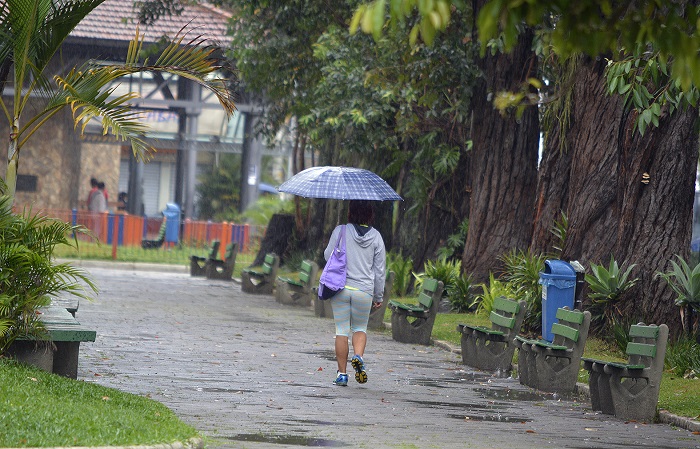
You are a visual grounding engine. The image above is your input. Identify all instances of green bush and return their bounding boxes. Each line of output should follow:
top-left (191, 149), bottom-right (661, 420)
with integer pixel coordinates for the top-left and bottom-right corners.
top-left (665, 338), bottom-right (700, 377)
top-left (499, 249), bottom-right (546, 332)
top-left (474, 272), bottom-right (514, 315)
top-left (0, 196), bottom-right (97, 355)
top-left (447, 273), bottom-right (477, 313)
top-left (387, 251), bottom-right (413, 297)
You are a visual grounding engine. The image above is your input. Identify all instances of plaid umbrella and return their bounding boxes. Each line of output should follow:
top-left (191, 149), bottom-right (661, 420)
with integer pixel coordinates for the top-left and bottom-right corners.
top-left (277, 166), bottom-right (402, 201)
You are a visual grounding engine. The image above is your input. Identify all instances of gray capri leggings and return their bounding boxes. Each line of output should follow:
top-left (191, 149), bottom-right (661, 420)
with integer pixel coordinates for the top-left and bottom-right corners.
top-left (330, 288), bottom-right (373, 337)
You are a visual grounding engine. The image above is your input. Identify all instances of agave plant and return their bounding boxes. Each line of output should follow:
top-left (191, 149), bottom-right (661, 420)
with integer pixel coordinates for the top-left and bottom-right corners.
top-left (0, 195), bottom-right (97, 355)
top-left (656, 255), bottom-right (700, 339)
top-left (585, 256), bottom-right (638, 331)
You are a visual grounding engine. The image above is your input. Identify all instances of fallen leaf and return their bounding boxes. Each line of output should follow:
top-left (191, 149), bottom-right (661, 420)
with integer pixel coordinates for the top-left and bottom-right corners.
top-left (102, 396), bottom-right (110, 401)
top-left (29, 377), bottom-right (37, 382)
top-left (317, 367), bottom-right (323, 371)
top-left (526, 430), bottom-right (536, 434)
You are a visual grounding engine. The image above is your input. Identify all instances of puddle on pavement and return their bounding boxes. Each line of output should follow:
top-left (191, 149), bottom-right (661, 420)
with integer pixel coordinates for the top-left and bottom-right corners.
top-left (403, 372), bottom-right (491, 388)
top-left (407, 399), bottom-right (507, 411)
top-left (448, 413), bottom-right (532, 423)
top-left (194, 387), bottom-right (258, 394)
top-left (225, 434), bottom-right (348, 446)
top-left (474, 386), bottom-right (554, 402)
top-left (304, 349), bottom-right (338, 362)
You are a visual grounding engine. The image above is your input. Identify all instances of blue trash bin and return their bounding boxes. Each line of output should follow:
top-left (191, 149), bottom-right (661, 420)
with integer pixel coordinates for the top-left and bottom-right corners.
top-left (539, 260), bottom-right (576, 342)
top-left (162, 203), bottom-right (180, 244)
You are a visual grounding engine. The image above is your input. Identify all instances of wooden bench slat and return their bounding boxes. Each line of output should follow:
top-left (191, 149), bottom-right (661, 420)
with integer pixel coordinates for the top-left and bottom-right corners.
top-left (629, 325), bottom-right (659, 339)
top-left (555, 308), bottom-right (584, 324)
top-left (532, 340), bottom-right (568, 351)
top-left (422, 278), bottom-right (439, 293)
top-left (606, 361), bottom-right (646, 370)
top-left (626, 342), bottom-right (657, 358)
top-left (551, 323), bottom-right (580, 342)
top-left (489, 312), bottom-right (516, 329)
top-left (493, 296), bottom-right (519, 314)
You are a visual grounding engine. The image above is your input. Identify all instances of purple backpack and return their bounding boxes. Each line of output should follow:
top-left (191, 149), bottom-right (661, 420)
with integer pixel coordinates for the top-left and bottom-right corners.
top-left (318, 225), bottom-right (346, 300)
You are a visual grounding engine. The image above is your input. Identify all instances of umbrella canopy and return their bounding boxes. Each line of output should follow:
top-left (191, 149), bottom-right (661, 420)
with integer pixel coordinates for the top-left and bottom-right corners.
top-left (277, 166), bottom-right (402, 201)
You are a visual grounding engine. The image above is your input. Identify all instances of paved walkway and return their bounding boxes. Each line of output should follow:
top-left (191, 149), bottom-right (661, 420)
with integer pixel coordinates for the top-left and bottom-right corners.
top-left (70, 262), bottom-right (700, 449)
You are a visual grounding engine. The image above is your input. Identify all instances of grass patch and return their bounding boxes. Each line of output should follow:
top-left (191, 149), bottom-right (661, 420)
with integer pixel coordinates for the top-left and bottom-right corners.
top-left (0, 359), bottom-right (198, 448)
top-left (54, 242), bottom-right (257, 279)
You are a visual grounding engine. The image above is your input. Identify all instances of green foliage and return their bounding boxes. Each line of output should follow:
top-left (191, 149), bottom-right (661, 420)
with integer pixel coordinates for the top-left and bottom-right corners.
top-left (499, 249), bottom-right (546, 332)
top-left (240, 196), bottom-right (295, 226)
top-left (387, 251), bottom-right (414, 297)
top-left (0, 359), bottom-right (199, 447)
top-left (665, 338), bottom-right (700, 378)
top-left (0, 197), bottom-right (98, 355)
top-left (656, 255), bottom-right (700, 339)
top-left (418, 257), bottom-right (459, 291)
top-left (656, 255), bottom-right (700, 311)
top-left (474, 273), bottom-right (514, 316)
top-left (585, 256), bottom-right (638, 331)
top-left (549, 211), bottom-right (568, 257)
top-left (196, 154), bottom-right (242, 221)
top-left (412, 257), bottom-right (476, 312)
top-left (436, 219), bottom-right (468, 261)
top-left (447, 272), bottom-right (476, 313)
top-left (351, 0), bottom-right (453, 46)
top-left (476, 1), bottom-right (700, 90)
top-left (605, 54), bottom-right (700, 136)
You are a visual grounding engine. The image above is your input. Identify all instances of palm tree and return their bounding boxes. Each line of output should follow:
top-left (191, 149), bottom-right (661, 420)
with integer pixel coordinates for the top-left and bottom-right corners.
top-left (0, 0), bottom-right (236, 200)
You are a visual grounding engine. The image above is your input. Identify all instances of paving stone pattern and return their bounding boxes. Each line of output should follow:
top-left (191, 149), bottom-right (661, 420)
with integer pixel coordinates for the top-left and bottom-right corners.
top-left (73, 265), bottom-right (700, 449)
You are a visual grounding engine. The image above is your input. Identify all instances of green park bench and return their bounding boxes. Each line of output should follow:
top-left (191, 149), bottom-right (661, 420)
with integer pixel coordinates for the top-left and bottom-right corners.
top-left (582, 323), bottom-right (669, 422)
top-left (514, 307), bottom-right (591, 393)
top-left (241, 253), bottom-right (280, 295)
top-left (275, 260), bottom-right (319, 307)
top-left (190, 240), bottom-right (221, 276)
top-left (7, 305), bottom-right (96, 379)
top-left (457, 296), bottom-right (527, 376)
top-left (388, 278), bottom-right (444, 345)
top-left (206, 242), bottom-right (239, 280)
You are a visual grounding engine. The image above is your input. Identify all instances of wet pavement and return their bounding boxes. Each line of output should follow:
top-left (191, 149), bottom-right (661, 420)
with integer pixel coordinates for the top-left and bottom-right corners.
top-left (69, 263), bottom-right (700, 449)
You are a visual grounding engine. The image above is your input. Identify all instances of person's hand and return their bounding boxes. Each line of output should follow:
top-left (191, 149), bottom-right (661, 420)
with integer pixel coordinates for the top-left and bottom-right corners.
top-left (372, 301), bottom-right (382, 310)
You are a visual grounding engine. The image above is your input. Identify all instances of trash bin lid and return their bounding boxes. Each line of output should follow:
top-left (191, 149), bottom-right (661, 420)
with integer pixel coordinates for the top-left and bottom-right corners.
top-left (541, 260), bottom-right (576, 279)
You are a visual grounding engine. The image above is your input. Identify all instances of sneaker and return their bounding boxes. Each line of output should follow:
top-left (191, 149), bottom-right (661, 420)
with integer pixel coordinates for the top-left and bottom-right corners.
top-left (351, 355), bottom-right (367, 384)
top-left (333, 372), bottom-right (348, 386)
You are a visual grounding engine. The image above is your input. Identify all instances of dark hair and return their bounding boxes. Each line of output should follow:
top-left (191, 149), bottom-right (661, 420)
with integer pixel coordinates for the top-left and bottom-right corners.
top-left (97, 182), bottom-right (105, 189)
top-left (348, 200), bottom-right (374, 225)
top-left (90, 177), bottom-right (98, 187)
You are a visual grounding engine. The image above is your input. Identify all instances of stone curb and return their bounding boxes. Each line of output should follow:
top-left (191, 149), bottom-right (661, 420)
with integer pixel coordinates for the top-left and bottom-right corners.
top-left (433, 338), bottom-right (700, 432)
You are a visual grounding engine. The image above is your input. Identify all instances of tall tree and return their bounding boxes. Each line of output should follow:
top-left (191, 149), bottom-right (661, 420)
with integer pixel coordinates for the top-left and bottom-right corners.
top-left (534, 57), bottom-right (698, 333)
top-left (0, 0), bottom-right (235, 201)
top-left (461, 0), bottom-right (539, 282)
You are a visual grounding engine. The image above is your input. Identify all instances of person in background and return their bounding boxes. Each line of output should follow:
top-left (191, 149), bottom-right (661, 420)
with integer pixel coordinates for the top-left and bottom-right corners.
top-left (86, 177), bottom-right (99, 210)
top-left (325, 200), bottom-right (386, 386)
top-left (117, 191), bottom-right (128, 212)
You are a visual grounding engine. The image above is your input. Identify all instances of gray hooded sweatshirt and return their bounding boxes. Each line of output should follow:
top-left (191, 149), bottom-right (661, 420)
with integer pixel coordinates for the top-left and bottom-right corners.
top-left (324, 224), bottom-right (386, 302)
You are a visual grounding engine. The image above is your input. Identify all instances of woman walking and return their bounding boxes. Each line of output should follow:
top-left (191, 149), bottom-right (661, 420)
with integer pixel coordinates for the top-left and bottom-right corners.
top-left (324, 200), bottom-right (386, 386)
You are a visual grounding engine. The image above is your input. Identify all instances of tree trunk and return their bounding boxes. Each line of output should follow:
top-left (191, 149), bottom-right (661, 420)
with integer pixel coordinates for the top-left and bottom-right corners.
top-left (252, 213), bottom-right (295, 266)
top-left (462, 15), bottom-right (539, 282)
top-left (534, 57), bottom-right (699, 336)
